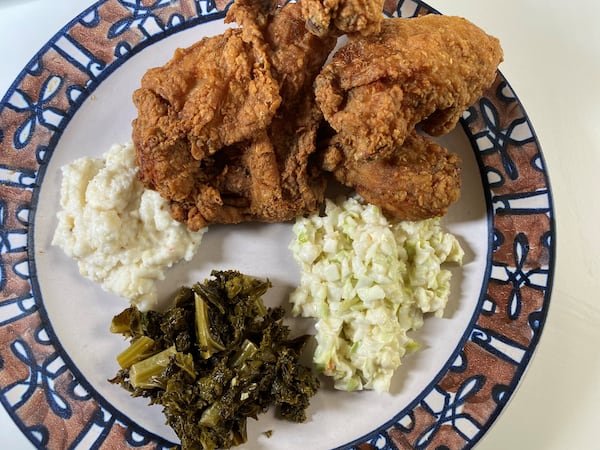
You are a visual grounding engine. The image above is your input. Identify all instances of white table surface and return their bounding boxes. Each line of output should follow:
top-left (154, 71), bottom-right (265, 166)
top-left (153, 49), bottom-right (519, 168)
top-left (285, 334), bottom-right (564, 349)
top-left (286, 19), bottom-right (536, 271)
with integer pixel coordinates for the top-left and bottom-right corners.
top-left (1, 1), bottom-right (598, 449)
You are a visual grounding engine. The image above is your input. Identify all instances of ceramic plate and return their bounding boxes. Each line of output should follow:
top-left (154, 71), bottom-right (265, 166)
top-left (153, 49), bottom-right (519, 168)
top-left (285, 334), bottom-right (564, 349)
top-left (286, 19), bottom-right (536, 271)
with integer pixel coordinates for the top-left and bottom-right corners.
top-left (0, 1), bottom-right (555, 448)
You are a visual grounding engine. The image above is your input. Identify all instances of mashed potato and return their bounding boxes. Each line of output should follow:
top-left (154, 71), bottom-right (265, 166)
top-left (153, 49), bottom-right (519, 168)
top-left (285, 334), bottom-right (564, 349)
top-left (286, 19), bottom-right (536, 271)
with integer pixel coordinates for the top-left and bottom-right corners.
top-left (52, 142), bottom-right (205, 310)
top-left (289, 195), bottom-right (463, 392)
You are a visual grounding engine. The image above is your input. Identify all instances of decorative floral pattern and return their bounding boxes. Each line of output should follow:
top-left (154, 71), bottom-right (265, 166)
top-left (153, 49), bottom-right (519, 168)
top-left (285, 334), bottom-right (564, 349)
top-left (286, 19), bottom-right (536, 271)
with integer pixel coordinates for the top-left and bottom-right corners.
top-left (0, 1), bottom-right (554, 449)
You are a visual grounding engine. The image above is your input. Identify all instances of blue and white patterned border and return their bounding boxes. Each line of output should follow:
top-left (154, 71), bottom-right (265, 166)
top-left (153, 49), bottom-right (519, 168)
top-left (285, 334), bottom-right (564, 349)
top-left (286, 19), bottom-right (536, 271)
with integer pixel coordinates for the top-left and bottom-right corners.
top-left (0, 1), bottom-right (555, 449)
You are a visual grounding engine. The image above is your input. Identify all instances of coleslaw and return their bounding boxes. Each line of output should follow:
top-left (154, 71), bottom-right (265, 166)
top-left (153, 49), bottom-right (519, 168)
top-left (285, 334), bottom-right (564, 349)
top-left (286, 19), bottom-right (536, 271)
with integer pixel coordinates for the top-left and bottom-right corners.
top-left (289, 195), bottom-right (463, 392)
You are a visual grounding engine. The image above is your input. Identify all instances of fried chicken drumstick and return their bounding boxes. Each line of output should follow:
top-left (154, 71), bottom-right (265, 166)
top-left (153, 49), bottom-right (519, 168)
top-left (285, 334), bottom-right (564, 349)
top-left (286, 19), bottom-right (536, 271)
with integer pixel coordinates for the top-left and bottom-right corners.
top-left (315, 14), bottom-right (503, 220)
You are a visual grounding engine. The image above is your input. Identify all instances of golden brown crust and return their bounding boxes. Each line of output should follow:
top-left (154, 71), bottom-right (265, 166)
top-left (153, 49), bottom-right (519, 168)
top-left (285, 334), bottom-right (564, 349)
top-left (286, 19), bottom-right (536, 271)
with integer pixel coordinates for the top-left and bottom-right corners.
top-left (132, 7), bottom-right (502, 229)
top-left (301, 0), bottom-right (385, 37)
top-left (132, 1), bottom-right (336, 230)
top-left (330, 133), bottom-right (462, 221)
top-left (315, 15), bottom-right (504, 162)
top-left (314, 14), bottom-right (502, 221)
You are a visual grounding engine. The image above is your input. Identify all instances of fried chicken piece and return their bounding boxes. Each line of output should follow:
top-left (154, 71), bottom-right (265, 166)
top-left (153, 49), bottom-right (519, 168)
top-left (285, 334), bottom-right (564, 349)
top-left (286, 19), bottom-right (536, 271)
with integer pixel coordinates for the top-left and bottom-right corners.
top-left (323, 132), bottom-right (461, 220)
top-left (262, 2), bottom-right (337, 217)
top-left (315, 14), bottom-right (502, 220)
top-left (132, 1), bottom-right (337, 230)
top-left (131, 26), bottom-right (280, 203)
top-left (301, 0), bottom-right (385, 37)
top-left (315, 14), bottom-right (504, 163)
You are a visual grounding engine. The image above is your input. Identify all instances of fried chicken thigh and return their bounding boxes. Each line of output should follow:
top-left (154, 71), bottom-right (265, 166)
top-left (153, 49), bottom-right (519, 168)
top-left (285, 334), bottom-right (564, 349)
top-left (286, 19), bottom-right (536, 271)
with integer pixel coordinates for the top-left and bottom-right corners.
top-left (326, 133), bottom-right (461, 220)
top-left (315, 14), bottom-right (503, 220)
top-left (132, 0), bottom-right (336, 230)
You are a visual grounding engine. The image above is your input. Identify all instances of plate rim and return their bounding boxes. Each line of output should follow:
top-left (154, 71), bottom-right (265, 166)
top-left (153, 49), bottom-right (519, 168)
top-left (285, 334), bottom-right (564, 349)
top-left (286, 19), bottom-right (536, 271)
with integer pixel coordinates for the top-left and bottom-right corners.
top-left (0, 0), bottom-right (556, 449)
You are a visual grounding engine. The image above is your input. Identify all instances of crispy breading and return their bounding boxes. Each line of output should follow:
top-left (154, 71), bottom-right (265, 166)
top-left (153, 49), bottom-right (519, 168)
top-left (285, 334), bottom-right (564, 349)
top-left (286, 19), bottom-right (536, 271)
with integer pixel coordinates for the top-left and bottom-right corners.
top-left (315, 14), bottom-right (502, 220)
top-left (315, 14), bottom-right (504, 162)
top-left (301, 0), bottom-right (385, 37)
top-left (132, 5), bottom-right (503, 229)
top-left (325, 132), bottom-right (461, 220)
top-left (132, 1), bottom-right (336, 230)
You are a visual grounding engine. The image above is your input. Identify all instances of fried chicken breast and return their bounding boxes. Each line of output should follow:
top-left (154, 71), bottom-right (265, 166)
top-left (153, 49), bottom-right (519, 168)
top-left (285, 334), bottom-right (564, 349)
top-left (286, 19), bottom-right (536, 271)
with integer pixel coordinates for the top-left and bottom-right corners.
top-left (132, 28), bottom-right (280, 208)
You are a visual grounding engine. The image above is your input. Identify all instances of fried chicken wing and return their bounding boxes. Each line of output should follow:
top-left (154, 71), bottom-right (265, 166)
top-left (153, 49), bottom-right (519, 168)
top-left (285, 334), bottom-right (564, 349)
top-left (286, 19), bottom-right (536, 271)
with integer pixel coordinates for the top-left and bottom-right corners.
top-left (132, 0), bottom-right (336, 230)
top-left (315, 14), bottom-right (504, 163)
top-left (301, 0), bottom-right (385, 37)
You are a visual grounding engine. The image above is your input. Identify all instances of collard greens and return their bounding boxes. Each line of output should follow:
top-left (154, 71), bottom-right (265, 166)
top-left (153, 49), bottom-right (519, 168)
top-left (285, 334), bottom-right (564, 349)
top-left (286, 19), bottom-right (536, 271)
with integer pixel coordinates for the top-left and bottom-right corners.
top-left (110, 270), bottom-right (318, 450)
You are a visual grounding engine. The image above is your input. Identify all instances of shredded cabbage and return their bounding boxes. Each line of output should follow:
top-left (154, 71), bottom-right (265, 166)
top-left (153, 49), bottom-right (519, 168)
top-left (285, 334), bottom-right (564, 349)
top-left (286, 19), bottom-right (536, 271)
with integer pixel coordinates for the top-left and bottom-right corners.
top-left (289, 195), bottom-right (463, 392)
